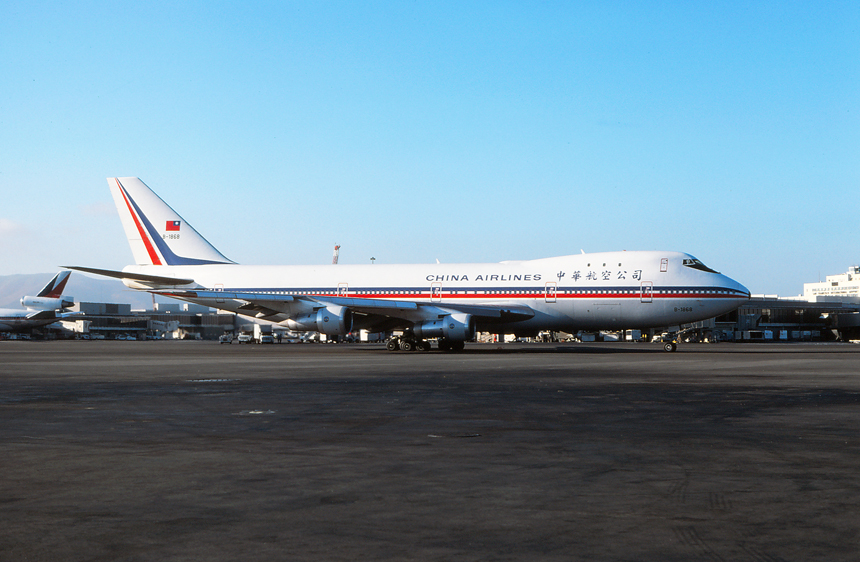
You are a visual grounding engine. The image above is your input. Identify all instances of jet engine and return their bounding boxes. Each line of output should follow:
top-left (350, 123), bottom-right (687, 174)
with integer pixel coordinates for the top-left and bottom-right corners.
top-left (412, 313), bottom-right (476, 342)
top-left (21, 296), bottom-right (74, 310)
top-left (286, 305), bottom-right (353, 336)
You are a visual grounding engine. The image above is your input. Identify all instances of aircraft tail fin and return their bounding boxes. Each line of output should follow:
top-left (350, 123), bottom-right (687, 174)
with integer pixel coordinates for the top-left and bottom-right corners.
top-left (37, 271), bottom-right (71, 298)
top-left (108, 177), bottom-right (234, 266)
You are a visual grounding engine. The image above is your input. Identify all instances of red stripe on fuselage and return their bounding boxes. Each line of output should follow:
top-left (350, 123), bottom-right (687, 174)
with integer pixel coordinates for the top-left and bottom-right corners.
top-left (246, 291), bottom-right (740, 301)
top-left (115, 178), bottom-right (162, 266)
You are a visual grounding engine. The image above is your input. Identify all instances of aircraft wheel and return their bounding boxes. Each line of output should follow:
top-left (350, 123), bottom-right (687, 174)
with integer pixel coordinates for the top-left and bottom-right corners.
top-left (400, 340), bottom-right (415, 352)
top-left (437, 338), bottom-right (451, 351)
top-left (386, 339), bottom-right (399, 352)
top-left (417, 340), bottom-right (431, 352)
top-left (449, 340), bottom-right (465, 352)
top-left (663, 342), bottom-right (677, 352)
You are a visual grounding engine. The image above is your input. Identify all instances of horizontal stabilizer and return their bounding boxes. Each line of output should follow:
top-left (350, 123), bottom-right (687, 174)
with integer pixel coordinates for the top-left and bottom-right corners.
top-left (25, 310), bottom-right (57, 321)
top-left (64, 266), bottom-right (196, 286)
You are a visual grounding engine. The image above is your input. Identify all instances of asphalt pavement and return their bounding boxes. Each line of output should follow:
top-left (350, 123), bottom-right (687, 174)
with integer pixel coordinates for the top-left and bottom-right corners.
top-left (2, 340), bottom-right (859, 561)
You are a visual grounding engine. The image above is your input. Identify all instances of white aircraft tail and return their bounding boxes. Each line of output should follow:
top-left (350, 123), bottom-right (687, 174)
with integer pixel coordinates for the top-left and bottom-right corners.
top-left (108, 177), bottom-right (234, 266)
top-left (21, 271), bottom-right (74, 310)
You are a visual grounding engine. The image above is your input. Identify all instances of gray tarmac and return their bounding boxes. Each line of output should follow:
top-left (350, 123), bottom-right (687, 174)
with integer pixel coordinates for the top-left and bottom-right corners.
top-left (2, 340), bottom-right (860, 561)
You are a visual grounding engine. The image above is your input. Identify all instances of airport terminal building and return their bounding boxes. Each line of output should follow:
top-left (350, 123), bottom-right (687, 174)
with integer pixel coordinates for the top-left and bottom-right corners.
top-left (62, 302), bottom-right (236, 341)
top-left (711, 266), bottom-right (860, 342)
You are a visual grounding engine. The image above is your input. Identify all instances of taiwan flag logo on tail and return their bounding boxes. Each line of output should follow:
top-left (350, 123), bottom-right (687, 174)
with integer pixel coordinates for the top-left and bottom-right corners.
top-left (166, 221), bottom-right (181, 232)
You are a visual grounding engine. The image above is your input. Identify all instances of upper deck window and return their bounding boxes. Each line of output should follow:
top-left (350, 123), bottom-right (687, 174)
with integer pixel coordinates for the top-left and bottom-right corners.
top-left (683, 258), bottom-right (720, 274)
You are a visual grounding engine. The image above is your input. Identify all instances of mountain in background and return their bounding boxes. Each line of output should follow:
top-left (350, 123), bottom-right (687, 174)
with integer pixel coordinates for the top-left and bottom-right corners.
top-left (0, 272), bottom-right (171, 310)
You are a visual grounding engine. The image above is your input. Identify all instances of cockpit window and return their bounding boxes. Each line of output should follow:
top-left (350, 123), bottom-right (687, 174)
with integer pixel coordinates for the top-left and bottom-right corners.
top-left (683, 258), bottom-right (720, 274)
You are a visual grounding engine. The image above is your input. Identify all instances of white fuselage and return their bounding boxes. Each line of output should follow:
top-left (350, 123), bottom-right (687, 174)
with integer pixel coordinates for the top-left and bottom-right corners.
top-left (0, 309), bottom-right (61, 332)
top-left (124, 250), bottom-right (749, 334)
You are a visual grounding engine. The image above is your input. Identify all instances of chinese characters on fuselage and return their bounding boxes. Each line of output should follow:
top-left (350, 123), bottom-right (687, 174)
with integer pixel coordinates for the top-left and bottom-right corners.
top-left (424, 270), bottom-right (643, 283)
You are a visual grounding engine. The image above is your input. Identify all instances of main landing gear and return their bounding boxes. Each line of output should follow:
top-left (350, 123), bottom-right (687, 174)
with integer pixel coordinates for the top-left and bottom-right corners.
top-left (385, 335), bottom-right (465, 352)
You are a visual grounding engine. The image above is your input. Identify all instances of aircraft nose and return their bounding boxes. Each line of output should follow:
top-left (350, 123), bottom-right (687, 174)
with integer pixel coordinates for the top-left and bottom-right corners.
top-left (723, 274), bottom-right (750, 302)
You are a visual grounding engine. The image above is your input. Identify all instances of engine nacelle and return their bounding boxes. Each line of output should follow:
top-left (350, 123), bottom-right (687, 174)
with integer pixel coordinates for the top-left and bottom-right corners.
top-left (21, 296), bottom-right (74, 310)
top-left (413, 313), bottom-right (476, 342)
top-left (285, 305), bottom-right (353, 336)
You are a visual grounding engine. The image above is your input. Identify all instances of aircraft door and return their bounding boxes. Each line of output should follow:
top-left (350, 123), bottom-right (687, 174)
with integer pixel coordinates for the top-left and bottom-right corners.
top-left (215, 283), bottom-right (225, 304)
top-left (431, 282), bottom-right (442, 302)
top-left (337, 283), bottom-right (349, 297)
top-left (640, 281), bottom-right (653, 303)
top-left (545, 282), bottom-right (557, 303)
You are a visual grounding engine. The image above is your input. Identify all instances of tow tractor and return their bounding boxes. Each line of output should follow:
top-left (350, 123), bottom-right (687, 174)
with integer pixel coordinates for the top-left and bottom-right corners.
top-left (662, 336), bottom-right (678, 352)
top-left (385, 333), bottom-right (464, 352)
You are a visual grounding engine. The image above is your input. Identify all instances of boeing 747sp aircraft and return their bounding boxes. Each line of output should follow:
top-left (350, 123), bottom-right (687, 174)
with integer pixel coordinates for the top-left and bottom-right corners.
top-left (68, 177), bottom-right (749, 351)
top-left (0, 271), bottom-right (78, 332)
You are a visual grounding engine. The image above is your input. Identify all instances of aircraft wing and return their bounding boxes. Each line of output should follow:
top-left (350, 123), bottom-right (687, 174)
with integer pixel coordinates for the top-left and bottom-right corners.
top-left (155, 289), bottom-right (419, 318)
top-left (338, 298), bottom-right (536, 323)
top-left (312, 296), bottom-right (535, 329)
top-left (155, 290), bottom-right (301, 317)
top-left (155, 289), bottom-right (534, 325)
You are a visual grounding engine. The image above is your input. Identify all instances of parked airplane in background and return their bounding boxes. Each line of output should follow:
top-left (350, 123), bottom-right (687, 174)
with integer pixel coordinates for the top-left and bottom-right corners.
top-left (0, 271), bottom-right (79, 332)
top-left (68, 177), bottom-right (749, 352)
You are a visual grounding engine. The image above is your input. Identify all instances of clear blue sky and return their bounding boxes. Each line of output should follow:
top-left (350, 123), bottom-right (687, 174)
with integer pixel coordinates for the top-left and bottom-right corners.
top-left (1, 1), bottom-right (857, 296)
